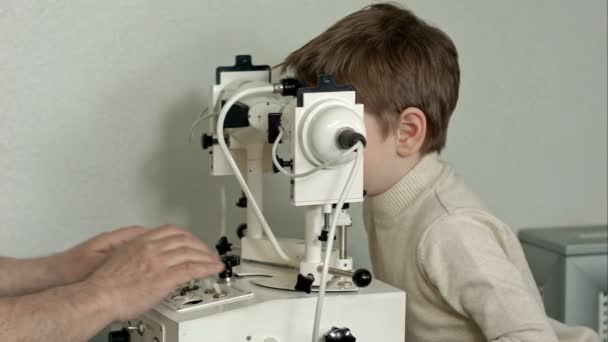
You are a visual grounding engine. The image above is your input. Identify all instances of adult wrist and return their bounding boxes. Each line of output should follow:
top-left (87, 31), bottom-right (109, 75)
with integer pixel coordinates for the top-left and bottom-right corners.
top-left (43, 252), bottom-right (77, 285)
top-left (76, 278), bottom-right (117, 324)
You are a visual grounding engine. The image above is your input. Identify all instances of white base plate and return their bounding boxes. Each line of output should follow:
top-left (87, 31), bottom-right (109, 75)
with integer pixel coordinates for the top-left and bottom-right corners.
top-left (162, 280), bottom-right (254, 312)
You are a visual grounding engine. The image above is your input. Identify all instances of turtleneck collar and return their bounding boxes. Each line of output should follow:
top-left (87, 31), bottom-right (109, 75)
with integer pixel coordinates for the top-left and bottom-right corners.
top-left (366, 152), bottom-right (445, 217)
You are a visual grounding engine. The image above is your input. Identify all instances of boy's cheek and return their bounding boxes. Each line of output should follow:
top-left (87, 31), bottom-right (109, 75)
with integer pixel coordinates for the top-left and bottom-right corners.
top-left (362, 149), bottom-right (376, 193)
top-left (362, 113), bottom-right (388, 194)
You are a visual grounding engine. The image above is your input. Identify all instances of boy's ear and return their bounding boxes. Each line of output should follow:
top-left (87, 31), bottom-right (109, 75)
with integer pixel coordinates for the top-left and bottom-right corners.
top-left (394, 107), bottom-right (426, 157)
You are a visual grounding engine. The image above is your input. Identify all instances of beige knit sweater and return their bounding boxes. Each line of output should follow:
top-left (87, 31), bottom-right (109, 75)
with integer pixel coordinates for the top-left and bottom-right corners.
top-left (363, 153), bottom-right (599, 342)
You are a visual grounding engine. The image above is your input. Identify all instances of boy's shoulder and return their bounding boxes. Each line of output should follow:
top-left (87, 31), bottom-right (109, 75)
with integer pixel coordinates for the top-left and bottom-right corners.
top-left (419, 161), bottom-right (514, 244)
top-left (431, 162), bottom-right (489, 216)
top-left (415, 161), bottom-right (511, 237)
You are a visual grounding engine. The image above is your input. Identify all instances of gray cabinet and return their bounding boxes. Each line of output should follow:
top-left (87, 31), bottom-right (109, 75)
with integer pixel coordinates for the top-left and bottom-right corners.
top-left (519, 225), bottom-right (607, 339)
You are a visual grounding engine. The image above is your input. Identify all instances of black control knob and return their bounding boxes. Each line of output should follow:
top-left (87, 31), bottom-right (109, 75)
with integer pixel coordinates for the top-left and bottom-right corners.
top-left (108, 329), bottom-right (130, 342)
top-left (236, 192), bottom-right (247, 208)
top-left (201, 133), bottom-right (214, 150)
top-left (274, 157), bottom-right (293, 170)
top-left (352, 269), bottom-right (372, 288)
top-left (324, 327), bottom-right (356, 341)
top-left (218, 267), bottom-right (232, 280)
top-left (215, 236), bottom-right (232, 256)
top-left (272, 156), bottom-right (294, 173)
top-left (222, 254), bottom-right (240, 267)
top-left (318, 230), bottom-right (328, 242)
top-left (219, 255), bottom-right (239, 280)
top-left (294, 273), bottom-right (315, 294)
top-left (318, 230), bottom-right (336, 242)
top-left (236, 223), bottom-right (247, 239)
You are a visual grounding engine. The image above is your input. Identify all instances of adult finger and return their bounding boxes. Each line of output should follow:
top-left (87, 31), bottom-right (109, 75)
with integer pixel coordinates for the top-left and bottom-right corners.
top-left (160, 247), bottom-right (223, 269)
top-left (150, 235), bottom-right (216, 259)
top-left (166, 261), bottom-right (225, 285)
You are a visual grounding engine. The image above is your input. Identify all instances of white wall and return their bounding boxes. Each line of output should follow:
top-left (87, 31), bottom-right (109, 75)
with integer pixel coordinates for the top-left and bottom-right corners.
top-left (1, 0), bottom-right (606, 283)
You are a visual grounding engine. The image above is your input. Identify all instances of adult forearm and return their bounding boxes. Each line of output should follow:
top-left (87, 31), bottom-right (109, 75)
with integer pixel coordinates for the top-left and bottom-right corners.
top-left (0, 280), bottom-right (113, 342)
top-left (0, 255), bottom-right (69, 297)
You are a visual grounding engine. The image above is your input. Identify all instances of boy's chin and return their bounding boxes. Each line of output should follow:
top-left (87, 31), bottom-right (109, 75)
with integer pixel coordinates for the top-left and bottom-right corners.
top-left (363, 181), bottom-right (393, 196)
top-left (362, 187), bottom-right (379, 197)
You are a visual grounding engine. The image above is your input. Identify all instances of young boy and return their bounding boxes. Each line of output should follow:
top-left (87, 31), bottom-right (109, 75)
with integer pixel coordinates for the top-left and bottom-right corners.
top-left (281, 3), bottom-right (600, 342)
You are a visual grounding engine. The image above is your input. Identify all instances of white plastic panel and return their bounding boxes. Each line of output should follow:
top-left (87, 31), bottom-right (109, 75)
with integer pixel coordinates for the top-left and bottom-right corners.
top-left (161, 280), bottom-right (254, 313)
top-left (130, 315), bottom-right (166, 342)
top-left (130, 263), bottom-right (406, 342)
top-left (291, 91), bottom-right (364, 206)
top-left (207, 67), bottom-right (270, 176)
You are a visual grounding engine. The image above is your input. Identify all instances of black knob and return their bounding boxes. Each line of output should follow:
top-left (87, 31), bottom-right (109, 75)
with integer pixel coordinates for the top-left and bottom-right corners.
top-left (318, 230), bottom-right (328, 242)
top-left (324, 327), bottom-right (356, 341)
top-left (222, 254), bottom-right (240, 267)
top-left (215, 236), bottom-right (232, 256)
top-left (219, 267), bottom-right (232, 279)
top-left (219, 255), bottom-right (238, 279)
top-left (236, 223), bottom-right (247, 239)
top-left (108, 329), bottom-right (130, 342)
top-left (294, 273), bottom-right (315, 294)
top-left (236, 192), bottom-right (247, 208)
top-left (318, 230), bottom-right (336, 242)
top-left (352, 269), bottom-right (372, 288)
top-left (272, 157), bottom-right (293, 173)
top-left (201, 133), bottom-right (214, 150)
top-left (218, 265), bottom-right (232, 279)
top-left (283, 159), bottom-right (293, 169)
top-left (279, 77), bottom-right (304, 96)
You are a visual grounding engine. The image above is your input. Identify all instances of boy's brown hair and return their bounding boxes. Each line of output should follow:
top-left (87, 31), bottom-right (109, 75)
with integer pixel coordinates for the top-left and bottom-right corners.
top-left (280, 3), bottom-right (460, 153)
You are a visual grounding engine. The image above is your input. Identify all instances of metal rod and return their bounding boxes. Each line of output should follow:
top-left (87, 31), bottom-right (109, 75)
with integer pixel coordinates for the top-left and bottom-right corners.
top-left (338, 226), bottom-right (347, 259)
top-left (323, 213), bottom-right (330, 230)
top-left (241, 259), bottom-right (353, 277)
top-left (317, 265), bottom-right (354, 278)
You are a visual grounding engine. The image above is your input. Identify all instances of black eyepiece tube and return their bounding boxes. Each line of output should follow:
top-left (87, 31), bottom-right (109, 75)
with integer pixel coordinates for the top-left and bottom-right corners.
top-left (337, 129), bottom-right (367, 149)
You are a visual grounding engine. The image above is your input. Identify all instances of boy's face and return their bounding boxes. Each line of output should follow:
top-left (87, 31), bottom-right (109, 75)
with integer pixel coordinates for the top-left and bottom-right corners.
top-left (362, 109), bottom-right (426, 197)
top-left (363, 113), bottom-right (396, 196)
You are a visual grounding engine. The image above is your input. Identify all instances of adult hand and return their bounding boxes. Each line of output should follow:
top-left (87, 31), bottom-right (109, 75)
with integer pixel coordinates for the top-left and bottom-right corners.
top-left (54, 226), bottom-right (148, 284)
top-left (84, 225), bottom-right (224, 322)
